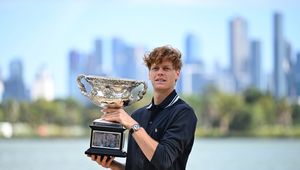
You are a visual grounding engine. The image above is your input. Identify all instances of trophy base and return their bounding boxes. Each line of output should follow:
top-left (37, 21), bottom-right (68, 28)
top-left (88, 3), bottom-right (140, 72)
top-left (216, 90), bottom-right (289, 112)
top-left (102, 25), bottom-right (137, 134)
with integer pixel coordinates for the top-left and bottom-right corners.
top-left (85, 147), bottom-right (127, 157)
top-left (93, 118), bottom-right (124, 128)
top-left (86, 120), bottom-right (127, 158)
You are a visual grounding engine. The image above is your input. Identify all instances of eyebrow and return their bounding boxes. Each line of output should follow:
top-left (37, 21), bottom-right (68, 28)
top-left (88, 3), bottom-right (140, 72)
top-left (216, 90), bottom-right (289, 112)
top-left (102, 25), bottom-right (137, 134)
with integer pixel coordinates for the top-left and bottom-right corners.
top-left (152, 63), bottom-right (173, 67)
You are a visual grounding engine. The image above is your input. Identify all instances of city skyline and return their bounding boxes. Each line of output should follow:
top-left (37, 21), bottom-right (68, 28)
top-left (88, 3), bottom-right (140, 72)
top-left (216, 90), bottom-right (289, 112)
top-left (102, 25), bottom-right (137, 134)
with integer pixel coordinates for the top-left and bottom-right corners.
top-left (1, 0), bottom-right (300, 97)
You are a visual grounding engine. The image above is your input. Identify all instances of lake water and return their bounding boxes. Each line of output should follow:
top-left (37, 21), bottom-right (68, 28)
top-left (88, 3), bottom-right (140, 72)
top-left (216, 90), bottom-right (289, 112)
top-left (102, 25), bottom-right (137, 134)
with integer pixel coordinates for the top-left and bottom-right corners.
top-left (0, 138), bottom-right (299, 170)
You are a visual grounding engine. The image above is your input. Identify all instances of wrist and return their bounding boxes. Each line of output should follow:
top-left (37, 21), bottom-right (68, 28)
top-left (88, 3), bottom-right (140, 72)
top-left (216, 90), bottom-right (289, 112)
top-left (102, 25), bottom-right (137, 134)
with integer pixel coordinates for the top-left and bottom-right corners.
top-left (129, 123), bottom-right (141, 135)
top-left (126, 120), bottom-right (138, 129)
top-left (110, 160), bottom-right (125, 170)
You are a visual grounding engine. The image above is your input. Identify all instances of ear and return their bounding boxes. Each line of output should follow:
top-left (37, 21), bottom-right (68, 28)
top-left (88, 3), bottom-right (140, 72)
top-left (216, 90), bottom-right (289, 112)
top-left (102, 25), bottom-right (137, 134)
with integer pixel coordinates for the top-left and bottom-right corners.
top-left (175, 70), bottom-right (180, 81)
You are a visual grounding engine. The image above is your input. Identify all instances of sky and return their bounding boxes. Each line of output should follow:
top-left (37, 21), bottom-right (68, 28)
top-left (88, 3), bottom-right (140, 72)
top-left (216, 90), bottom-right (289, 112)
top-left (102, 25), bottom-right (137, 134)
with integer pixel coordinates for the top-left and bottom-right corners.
top-left (0, 0), bottom-right (299, 98)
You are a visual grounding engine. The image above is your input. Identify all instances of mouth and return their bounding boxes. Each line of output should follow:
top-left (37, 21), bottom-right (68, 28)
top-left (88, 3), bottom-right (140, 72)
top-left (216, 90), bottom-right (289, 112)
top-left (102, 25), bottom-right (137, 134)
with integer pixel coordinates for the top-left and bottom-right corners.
top-left (155, 78), bottom-right (166, 83)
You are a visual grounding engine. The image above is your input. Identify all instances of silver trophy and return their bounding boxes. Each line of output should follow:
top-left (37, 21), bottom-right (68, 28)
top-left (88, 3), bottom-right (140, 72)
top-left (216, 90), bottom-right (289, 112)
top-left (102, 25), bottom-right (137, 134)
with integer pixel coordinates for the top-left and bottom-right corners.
top-left (77, 74), bottom-right (147, 157)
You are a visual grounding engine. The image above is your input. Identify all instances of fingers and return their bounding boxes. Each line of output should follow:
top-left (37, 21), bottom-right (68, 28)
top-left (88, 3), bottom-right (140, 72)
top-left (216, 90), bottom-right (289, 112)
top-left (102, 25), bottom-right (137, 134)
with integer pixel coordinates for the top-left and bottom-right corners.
top-left (100, 108), bottom-right (133, 128)
top-left (101, 109), bottom-right (121, 121)
top-left (107, 156), bottom-right (115, 165)
top-left (96, 155), bottom-right (104, 165)
top-left (102, 107), bottom-right (118, 113)
top-left (99, 156), bottom-right (114, 168)
top-left (90, 154), bottom-right (97, 161)
top-left (88, 154), bottom-right (115, 168)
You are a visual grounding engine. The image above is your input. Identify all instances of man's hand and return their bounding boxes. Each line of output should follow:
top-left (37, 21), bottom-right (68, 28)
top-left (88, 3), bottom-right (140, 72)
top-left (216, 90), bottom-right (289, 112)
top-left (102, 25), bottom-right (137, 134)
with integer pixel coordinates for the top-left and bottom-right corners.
top-left (101, 107), bottom-right (137, 129)
top-left (87, 154), bottom-right (114, 168)
top-left (87, 154), bottom-right (125, 170)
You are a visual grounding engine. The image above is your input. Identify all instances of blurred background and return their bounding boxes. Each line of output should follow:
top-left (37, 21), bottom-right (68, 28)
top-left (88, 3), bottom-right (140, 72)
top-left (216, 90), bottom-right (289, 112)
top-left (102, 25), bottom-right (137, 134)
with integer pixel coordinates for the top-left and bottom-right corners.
top-left (1, 0), bottom-right (300, 170)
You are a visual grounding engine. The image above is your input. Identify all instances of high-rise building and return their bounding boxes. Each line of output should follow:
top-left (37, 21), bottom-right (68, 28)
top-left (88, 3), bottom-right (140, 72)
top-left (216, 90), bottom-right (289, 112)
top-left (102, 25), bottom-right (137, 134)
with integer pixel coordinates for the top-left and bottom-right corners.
top-left (229, 17), bottom-right (250, 92)
top-left (294, 52), bottom-right (300, 98)
top-left (180, 33), bottom-right (204, 94)
top-left (2, 58), bottom-right (29, 101)
top-left (181, 64), bottom-right (204, 94)
top-left (89, 39), bottom-right (103, 75)
top-left (68, 50), bottom-right (90, 104)
top-left (68, 39), bottom-right (107, 104)
top-left (273, 12), bottom-right (287, 99)
top-left (69, 50), bottom-right (80, 97)
top-left (285, 41), bottom-right (293, 97)
top-left (0, 68), bottom-right (4, 103)
top-left (83, 39), bottom-right (104, 75)
top-left (112, 38), bottom-right (137, 79)
top-left (214, 66), bottom-right (236, 93)
top-left (185, 33), bottom-right (202, 64)
top-left (250, 40), bottom-right (262, 90)
top-left (31, 66), bottom-right (55, 101)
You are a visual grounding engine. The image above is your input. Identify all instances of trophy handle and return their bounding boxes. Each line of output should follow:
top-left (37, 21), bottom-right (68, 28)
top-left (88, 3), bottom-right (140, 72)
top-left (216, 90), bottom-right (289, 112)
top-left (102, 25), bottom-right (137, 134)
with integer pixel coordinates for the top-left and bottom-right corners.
top-left (77, 74), bottom-right (90, 98)
top-left (128, 81), bottom-right (147, 105)
top-left (138, 81), bottom-right (147, 100)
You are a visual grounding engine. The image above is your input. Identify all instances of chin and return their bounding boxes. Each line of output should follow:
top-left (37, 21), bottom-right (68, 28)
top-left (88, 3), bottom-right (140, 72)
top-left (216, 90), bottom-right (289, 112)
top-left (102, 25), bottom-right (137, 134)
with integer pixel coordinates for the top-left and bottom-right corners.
top-left (154, 86), bottom-right (170, 91)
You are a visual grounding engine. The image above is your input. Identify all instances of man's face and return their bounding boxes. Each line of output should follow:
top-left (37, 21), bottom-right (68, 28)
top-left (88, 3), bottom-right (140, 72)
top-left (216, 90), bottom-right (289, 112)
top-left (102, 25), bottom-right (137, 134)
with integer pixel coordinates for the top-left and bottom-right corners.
top-left (148, 59), bottom-right (180, 92)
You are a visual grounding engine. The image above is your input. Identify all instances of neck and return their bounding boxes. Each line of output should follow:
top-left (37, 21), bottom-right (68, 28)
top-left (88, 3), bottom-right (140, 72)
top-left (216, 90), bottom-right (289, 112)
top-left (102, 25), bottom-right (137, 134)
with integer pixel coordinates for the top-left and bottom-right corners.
top-left (153, 88), bottom-right (174, 105)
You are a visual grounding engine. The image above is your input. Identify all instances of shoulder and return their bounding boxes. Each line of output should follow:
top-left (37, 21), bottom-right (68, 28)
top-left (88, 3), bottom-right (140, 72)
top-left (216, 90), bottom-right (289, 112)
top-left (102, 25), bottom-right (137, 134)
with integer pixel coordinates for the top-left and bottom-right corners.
top-left (174, 98), bottom-right (194, 113)
top-left (172, 98), bottom-right (197, 121)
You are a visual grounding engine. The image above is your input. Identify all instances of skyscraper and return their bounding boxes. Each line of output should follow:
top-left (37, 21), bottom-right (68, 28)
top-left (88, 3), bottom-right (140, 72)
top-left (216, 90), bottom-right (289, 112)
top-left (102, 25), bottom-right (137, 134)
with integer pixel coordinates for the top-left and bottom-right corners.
top-left (285, 41), bottom-right (293, 97)
top-left (181, 64), bottom-right (204, 94)
top-left (250, 40), bottom-right (262, 90)
top-left (93, 39), bottom-right (103, 75)
top-left (181, 33), bottom-right (204, 94)
top-left (68, 50), bottom-right (90, 104)
top-left (2, 58), bottom-right (29, 101)
top-left (185, 33), bottom-right (202, 64)
top-left (31, 66), bottom-right (55, 101)
top-left (273, 12), bottom-right (287, 99)
top-left (112, 38), bottom-right (137, 79)
top-left (229, 17), bottom-right (250, 92)
top-left (294, 52), bottom-right (300, 98)
top-left (0, 68), bottom-right (3, 102)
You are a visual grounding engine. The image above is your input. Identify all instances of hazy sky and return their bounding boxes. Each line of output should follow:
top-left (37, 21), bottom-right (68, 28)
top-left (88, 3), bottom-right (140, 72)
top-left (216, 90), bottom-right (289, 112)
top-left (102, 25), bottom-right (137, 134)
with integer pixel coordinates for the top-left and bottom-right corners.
top-left (0, 0), bottom-right (299, 97)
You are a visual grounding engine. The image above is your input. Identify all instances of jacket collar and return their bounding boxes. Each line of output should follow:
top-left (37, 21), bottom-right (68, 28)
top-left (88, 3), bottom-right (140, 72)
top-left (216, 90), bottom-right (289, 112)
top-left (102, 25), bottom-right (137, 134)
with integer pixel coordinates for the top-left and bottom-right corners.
top-left (146, 90), bottom-right (179, 111)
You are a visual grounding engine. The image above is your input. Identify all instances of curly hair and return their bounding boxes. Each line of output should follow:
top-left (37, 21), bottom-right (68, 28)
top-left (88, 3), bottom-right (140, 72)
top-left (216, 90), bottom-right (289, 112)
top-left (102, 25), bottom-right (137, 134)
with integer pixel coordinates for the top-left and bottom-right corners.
top-left (143, 45), bottom-right (182, 71)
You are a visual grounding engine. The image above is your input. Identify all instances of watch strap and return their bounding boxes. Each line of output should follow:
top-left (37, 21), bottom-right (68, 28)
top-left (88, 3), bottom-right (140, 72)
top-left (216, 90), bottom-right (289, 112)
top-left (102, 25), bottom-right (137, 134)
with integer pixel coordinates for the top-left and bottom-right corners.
top-left (129, 124), bottom-right (141, 134)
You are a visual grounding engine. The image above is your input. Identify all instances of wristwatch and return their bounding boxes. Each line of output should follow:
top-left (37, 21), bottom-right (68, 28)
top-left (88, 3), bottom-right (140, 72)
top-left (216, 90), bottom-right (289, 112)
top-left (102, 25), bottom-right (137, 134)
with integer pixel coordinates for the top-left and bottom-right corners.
top-left (129, 124), bottom-right (141, 134)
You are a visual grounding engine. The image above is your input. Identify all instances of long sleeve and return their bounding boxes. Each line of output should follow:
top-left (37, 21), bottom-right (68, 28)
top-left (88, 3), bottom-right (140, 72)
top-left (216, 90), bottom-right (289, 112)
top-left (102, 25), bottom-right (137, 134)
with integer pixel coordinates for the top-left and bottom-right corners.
top-left (150, 107), bottom-right (197, 169)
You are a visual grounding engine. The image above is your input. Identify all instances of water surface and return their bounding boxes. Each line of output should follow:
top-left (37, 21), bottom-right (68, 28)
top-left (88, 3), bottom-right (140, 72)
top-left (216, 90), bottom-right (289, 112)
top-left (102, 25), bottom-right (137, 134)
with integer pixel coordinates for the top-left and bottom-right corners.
top-left (0, 138), bottom-right (299, 170)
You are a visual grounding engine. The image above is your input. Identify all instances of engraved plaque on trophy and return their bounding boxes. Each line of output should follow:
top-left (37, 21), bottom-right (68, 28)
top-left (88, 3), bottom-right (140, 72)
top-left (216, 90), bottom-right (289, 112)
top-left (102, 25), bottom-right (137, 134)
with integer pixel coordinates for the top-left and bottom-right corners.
top-left (77, 74), bottom-right (147, 157)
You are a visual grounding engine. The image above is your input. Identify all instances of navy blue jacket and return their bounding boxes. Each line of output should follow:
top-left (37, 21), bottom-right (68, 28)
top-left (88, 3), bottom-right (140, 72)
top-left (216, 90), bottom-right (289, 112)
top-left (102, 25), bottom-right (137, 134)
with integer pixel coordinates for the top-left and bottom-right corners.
top-left (125, 90), bottom-right (197, 170)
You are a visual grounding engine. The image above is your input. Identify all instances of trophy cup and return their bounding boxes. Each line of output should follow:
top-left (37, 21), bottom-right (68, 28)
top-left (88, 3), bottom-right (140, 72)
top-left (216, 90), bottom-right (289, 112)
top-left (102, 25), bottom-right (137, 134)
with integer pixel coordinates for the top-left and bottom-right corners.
top-left (77, 74), bottom-right (147, 157)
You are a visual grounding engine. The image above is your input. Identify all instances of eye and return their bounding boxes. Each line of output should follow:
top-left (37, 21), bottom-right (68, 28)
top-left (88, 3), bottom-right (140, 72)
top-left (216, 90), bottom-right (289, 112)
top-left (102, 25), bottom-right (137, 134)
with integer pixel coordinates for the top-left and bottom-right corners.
top-left (163, 67), bottom-right (171, 71)
top-left (151, 67), bottom-right (159, 71)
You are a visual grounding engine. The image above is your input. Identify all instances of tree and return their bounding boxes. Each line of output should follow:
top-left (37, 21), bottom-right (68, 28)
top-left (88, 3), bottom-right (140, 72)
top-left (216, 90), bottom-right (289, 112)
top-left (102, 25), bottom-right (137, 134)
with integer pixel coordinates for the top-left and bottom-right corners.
top-left (291, 104), bottom-right (300, 125)
top-left (243, 87), bottom-right (262, 104)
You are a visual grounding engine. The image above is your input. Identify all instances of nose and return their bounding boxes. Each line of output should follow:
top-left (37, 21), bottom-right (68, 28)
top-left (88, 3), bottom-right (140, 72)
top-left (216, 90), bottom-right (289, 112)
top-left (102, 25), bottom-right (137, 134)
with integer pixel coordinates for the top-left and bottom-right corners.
top-left (157, 68), bottom-right (164, 75)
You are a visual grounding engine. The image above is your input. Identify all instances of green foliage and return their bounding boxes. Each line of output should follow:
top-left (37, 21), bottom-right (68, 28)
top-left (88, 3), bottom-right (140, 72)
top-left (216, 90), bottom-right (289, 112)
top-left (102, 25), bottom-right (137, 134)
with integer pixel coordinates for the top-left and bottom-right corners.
top-left (0, 98), bottom-right (84, 127)
top-left (244, 92), bottom-right (276, 129)
top-left (2, 100), bottom-right (20, 123)
top-left (291, 104), bottom-right (300, 125)
top-left (0, 104), bottom-right (4, 121)
top-left (229, 110), bottom-right (252, 131)
top-left (1, 86), bottom-right (300, 138)
top-left (243, 87), bottom-right (262, 104)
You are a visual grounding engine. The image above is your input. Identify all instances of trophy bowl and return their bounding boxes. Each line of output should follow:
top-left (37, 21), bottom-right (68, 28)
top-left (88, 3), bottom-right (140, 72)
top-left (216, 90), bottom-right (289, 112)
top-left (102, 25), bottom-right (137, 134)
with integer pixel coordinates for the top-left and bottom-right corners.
top-left (77, 74), bottom-right (147, 157)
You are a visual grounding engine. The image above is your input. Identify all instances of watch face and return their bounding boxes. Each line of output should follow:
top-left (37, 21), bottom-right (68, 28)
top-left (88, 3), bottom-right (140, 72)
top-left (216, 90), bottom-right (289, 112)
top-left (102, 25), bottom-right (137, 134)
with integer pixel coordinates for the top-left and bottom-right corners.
top-left (133, 124), bottom-right (140, 131)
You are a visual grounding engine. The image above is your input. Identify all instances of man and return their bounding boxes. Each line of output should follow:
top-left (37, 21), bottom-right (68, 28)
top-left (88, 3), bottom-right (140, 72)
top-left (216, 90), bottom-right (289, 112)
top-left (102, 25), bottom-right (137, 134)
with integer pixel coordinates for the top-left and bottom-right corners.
top-left (88, 45), bottom-right (197, 170)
